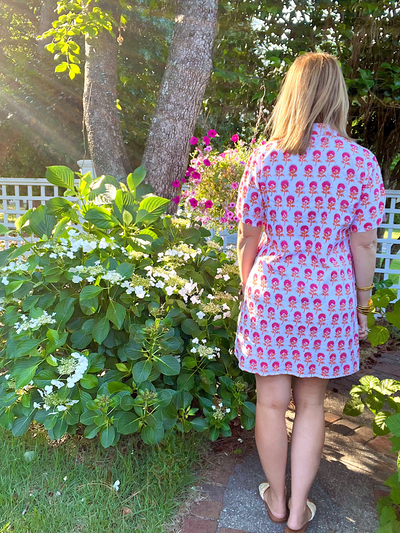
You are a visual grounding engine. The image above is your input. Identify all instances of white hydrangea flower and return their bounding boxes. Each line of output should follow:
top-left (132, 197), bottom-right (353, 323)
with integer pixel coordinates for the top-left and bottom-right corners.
top-left (72, 275), bottom-right (83, 283)
top-left (1, 277), bottom-right (9, 285)
top-left (113, 480), bottom-right (120, 491)
top-left (51, 380), bottom-right (64, 389)
top-left (196, 311), bottom-right (205, 320)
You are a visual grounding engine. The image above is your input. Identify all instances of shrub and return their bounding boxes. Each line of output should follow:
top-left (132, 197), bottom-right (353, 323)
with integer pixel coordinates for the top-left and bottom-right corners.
top-left (344, 376), bottom-right (400, 532)
top-left (366, 280), bottom-right (400, 347)
top-left (0, 166), bottom-right (256, 447)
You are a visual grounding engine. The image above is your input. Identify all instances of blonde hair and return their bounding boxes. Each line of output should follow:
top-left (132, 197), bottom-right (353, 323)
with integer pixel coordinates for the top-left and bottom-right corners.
top-left (267, 52), bottom-right (350, 155)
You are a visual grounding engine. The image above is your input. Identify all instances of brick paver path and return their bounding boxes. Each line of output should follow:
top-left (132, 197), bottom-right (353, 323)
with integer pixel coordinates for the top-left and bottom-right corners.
top-left (177, 351), bottom-right (399, 533)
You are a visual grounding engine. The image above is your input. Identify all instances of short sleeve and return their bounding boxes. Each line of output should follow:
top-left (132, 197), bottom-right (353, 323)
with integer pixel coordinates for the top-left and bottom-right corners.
top-left (351, 157), bottom-right (386, 233)
top-left (235, 151), bottom-right (264, 227)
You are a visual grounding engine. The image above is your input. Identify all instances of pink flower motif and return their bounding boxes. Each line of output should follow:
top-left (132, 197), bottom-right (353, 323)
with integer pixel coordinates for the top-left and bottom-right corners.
top-left (189, 198), bottom-right (198, 208)
top-left (172, 196), bottom-right (180, 204)
top-left (208, 129), bottom-right (217, 138)
top-left (203, 136), bottom-right (210, 145)
top-left (205, 200), bottom-right (213, 209)
top-left (231, 134), bottom-right (239, 143)
top-left (172, 180), bottom-right (180, 188)
top-left (231, 182), bottom-right (239, 189)
top-left (190, 137), bottom-right (198, 145)
top-left (203, 159), bottom-right (211, 167)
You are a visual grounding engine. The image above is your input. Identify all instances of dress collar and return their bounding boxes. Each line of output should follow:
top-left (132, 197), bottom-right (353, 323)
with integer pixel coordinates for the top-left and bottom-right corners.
top-left (312, 122), bottom-right (339, 137)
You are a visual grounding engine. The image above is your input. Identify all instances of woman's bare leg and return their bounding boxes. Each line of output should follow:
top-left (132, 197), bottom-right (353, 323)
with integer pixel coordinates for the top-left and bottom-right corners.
top-left (287, 376), bottom-right (328, 530)
top-left (255, 374), bottom-right (292, 519)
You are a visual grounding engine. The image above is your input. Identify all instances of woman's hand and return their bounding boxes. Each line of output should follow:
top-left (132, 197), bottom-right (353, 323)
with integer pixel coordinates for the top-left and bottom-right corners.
top-left (357, 311), bottom-right (368, 340)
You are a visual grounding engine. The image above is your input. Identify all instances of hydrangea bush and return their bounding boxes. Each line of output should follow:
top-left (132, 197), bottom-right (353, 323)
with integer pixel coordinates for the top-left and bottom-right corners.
top-left (0, 166), bottom-right (256, 447)
top-left (174, 131), bottom-right (266, 233)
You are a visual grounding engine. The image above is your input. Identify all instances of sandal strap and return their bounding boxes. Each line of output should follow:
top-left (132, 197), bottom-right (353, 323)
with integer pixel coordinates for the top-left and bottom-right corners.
top-left (306, 500), bottom-right (316, 521)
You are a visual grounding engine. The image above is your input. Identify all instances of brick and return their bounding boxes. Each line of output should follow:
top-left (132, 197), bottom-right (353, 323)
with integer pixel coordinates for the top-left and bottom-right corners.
top-left (374, 364), bottom-right (398, 374)
top-left (191, 500), bottom-right (223, 520)
top-left (330, 419), bottom-right (360, 436)
top-left (367, 435), bottom-right (394, 454)
top-left (181, 517), bottom-right (218, 533)
top-left (374, 488), bottom-right (390, 502)
top-left (219, 527), bottom-right (247, 533)
top-left (325, 412), bottom-right (341, 425)
top-left (203, 467), bottom-right (233, 485)
top-left (200, 483), bottom-right (226, 502)
top-left (347, 426), bottom-right (375, 444)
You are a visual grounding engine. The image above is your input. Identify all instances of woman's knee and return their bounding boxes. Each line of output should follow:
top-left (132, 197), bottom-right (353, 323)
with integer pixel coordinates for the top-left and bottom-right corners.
top-left (255, 374), bottom-right (292, 412)
top-left (292, 377), bottom-right (328, 411)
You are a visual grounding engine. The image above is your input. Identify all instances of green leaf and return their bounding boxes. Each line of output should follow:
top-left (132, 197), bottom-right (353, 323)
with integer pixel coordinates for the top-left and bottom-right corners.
top-left (387, 414), bottom-right (400, 438)
top-left (373, 411), bottom-right (392, 436)
top-left (80, 286), bottom-right (104, 301)
top-left (10, 358), bottom-right (41, 389)
top-left (12, 415), bottom-right (33, 437)
top-left (343, 397), bottom-right (365, 417)
top-left (92, 316), bottom-right (110, 344)
top-left (85, 206), bottom-right (119, 229)
top-left (368, 325), bottom-right (390, 347)
top-left (177, 372), bottom-right (195, 391)
top-left (55, 62), bottom-right (69, 73)
top-left (190, 417), bottom-right (207, 432)
top-left (181, 318), bottom-right (202, 337)
top-left (106, 301), bottom-right (126, 329)
top-left (136, 197), bottom-right (170, 225)
top-left (127, 166), bottom-right (146, 191)
top-left (100, 426), bottom-right (115, 448)
top-left (117, 412), bottom-right (140, 434)
top-left (0, 224), bottom-right (11, 235)
top-left (25, 205), bottom-right (57, 239)
top-left (80, 374), bottom-right (98, 389)
top-left (209, 426), bottom-right (220, 441)
top-left (46, 197), bottom-right (73, 217)
top-left (154, 355), bottom-right (180, 376)
top-left (46, 166), bottom-right (75, 190)
top-left (132, 360), bottom-right (152, 383)
top-left (141, 421), bottom-right (164, 444)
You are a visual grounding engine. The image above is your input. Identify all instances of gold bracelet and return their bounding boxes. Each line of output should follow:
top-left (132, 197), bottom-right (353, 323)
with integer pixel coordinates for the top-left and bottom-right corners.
top-left (356, 298), bottom-right (374, 315)
top-left (355, 284), bottom-right (374, 291)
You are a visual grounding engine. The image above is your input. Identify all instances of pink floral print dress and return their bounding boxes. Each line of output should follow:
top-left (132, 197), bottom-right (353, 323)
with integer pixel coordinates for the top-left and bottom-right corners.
top-left (234, 123), bottom-right (386, 379)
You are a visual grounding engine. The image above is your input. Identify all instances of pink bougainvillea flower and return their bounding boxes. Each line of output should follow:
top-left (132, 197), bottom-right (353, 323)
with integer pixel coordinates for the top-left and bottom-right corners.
top-left (231, 134), bottom-right (239, 143)
top-left (231, 182), bottom-right (239, 189)
top-left (203, 159), bottom-right (211, 167)
top-left (190, 137), bottom-right (198, 145)
top-left (192, 171), bottom-right (201, 180)
top-left (208, 129), bottom-right (217, 138)
top-left (172, 196), bottom-right (180, 204)
top-left (203, 136), bottom-right (210, 145)
top-left (205, 200), bottom-right (213, 209)
top-left (189, 198), bottom-right (198, 208)
top-left (172, 180), bottom-right (180, 188)
top-left (204, 145), bottom-right (212, 153)
top-left (251, 138), bottom-right (256, 144)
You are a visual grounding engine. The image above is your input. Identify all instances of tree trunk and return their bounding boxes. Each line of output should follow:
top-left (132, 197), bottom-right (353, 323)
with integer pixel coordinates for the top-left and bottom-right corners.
top-left (83, 1), bottom-right (131, 181)
top-left (37, 0), bottom-right (57, 54)
top-left (142, 0), bottom-right (219, 200)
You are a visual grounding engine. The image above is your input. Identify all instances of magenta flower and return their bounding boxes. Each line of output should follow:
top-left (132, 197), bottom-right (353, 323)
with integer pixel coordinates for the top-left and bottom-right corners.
top-left (203, 136), bottom-right (210, 145)
top-left (190, 137), bottom-right (198, 145)
top-left (181, 177), bottom-right (186, 183)
top-left (204, 145), bottom-right (212, 153)
top-left (229, 202), bottom-right (235, 208)
top-left (208, 129), bottom-right (217, 138)
top-left (231, 134), bottom-right (239, 143)
top-left (203, 159), bottom-right (211, 167)
top-left (192, 171), bottom-right (201, 180)
top-left (233, 216), bottom-right (239, 222)
top-left (231, 182), bottom-right (239, 189)
top-left (251, 138), bottom-right (256, 144)
top-left (172, 196), bottom-right (180, 204)
top-left (189, 198), bottom-right (198, 208)
top-left (205, 200), bottom-right (213, 209)
top-left (187, 166), bottom-right (194, 174)
top-left (227, 211), bottom-right (234, 219)
top-left (172, 180), bottom-right (180, 188)
top-left (261, 140), bottom-right (267, 145)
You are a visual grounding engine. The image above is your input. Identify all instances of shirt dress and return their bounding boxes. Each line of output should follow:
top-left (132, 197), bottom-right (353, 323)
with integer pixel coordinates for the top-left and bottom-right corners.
top-left (234, 123), bottom-right (386, 379)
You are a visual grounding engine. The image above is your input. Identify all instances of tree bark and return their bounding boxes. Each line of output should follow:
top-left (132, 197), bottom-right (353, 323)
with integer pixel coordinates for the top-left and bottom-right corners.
top-left (142, 0), bottom-right (219, 200)
top-left (83, 0), bottom-right (131, 181)
top-left (37, 0), bottom-right (57, 54)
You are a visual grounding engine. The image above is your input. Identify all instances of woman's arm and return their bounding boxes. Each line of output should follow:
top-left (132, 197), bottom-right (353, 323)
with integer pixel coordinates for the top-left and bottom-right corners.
top-left (349, 227), bottom-right (378, 338)
top-left (237, 221), bottom-right (262, 290)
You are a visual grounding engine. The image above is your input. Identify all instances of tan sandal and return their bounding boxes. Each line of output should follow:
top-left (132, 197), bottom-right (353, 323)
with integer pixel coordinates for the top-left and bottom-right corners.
top-left (258, 482), bottom-right (288, 524)
top-left (285, 499), bottom-right (316, 533)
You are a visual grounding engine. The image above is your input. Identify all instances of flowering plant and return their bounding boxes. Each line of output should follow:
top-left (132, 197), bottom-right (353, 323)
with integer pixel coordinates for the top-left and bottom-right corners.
top-left (0, 166), bottom-right (256, 446)
top-left (174, 131), bottom-right (265, 233)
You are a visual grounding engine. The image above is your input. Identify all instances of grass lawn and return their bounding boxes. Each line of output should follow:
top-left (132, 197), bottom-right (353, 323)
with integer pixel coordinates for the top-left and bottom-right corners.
top-left (0, 425), bottom-right (209, 533)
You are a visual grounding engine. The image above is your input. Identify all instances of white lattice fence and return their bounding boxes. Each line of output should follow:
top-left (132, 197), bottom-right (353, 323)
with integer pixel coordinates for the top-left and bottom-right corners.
top-left (1, 178), bottom-right (400, 292)
top-left (0, 178), bottom-right (79, 249)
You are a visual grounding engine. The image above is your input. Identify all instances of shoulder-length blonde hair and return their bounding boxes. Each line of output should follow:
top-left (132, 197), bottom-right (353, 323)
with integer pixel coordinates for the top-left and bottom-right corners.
top-left (267, 52), bottom-right (350, 155)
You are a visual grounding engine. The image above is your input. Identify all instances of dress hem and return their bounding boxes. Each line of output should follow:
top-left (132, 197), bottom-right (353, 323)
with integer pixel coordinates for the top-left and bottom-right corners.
top-left (237, 362), bottom-right (360, 380)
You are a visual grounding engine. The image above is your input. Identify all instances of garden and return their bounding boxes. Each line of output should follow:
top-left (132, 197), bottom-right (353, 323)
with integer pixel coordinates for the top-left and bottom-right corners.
top-left (0, 1), bottom-right (400, 532)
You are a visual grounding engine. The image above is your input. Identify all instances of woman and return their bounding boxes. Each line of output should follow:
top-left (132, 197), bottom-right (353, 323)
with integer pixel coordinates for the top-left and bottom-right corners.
top-left (235, 52), bottom-right (386, 533)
